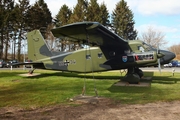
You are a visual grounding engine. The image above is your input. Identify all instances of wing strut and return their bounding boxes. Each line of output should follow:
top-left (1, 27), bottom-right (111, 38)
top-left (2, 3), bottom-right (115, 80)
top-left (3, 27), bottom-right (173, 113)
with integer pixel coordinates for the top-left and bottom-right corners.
top-left (81, 28), bottom-right (98, 97)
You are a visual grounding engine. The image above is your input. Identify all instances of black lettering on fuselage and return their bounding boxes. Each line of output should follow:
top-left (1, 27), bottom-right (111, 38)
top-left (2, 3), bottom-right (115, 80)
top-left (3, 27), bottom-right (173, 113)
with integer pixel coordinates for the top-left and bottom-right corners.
top-left (134, 53), bottom-right (154, 61)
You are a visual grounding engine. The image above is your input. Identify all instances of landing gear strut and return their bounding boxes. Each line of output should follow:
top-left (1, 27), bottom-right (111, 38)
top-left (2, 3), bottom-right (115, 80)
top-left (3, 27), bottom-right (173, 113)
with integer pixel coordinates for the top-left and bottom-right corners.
top-left (122, 67), bottom-right (143, 84)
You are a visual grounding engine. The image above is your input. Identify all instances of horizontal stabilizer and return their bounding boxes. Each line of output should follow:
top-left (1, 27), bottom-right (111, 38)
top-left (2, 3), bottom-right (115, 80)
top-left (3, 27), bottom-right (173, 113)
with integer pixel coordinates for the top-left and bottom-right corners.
top-left (12, 62), bottom-right (45, 69)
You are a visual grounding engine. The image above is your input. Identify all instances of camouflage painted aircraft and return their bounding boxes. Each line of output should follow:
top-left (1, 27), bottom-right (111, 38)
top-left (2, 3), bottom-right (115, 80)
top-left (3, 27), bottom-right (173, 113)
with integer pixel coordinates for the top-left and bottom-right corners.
top-left (16, 22), bottom-right (175, 83)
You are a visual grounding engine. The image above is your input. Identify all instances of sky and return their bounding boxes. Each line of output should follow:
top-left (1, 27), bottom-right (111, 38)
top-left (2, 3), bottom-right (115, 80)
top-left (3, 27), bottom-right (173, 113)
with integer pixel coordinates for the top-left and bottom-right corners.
top-left (18, 0), bottom-right (180, 49)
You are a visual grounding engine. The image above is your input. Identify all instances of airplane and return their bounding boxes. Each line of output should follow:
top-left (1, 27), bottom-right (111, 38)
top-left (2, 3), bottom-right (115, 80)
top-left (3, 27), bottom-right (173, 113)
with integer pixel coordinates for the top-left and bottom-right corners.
top-left (15, 22), bottom-right (176, 83)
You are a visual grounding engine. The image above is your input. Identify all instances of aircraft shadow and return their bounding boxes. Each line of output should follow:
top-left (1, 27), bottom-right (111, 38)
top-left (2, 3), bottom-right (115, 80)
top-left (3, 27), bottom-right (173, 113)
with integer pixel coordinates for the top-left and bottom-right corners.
top-left (21, 71), bottom-right (121, 80)
top-left (0, 72), bottom-right (25, 78)
top-left (151, 76), bottom-right (180, 84)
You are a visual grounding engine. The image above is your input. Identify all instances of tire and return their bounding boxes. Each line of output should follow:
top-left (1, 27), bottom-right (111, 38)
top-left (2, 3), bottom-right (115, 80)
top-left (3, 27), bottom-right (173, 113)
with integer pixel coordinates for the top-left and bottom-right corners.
top-left (135, 68), bottom-right (144, 78)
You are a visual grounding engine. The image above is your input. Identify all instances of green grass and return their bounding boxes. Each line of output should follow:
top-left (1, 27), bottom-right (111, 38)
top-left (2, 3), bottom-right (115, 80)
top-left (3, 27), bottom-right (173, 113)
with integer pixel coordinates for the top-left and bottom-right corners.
top-left (0, 69), bottom-right (180, 109)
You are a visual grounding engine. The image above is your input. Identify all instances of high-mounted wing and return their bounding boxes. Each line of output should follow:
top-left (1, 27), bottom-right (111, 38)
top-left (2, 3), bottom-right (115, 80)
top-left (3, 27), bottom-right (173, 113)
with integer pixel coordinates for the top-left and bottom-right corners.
top-left (51, 22), bottom-right (129, 48)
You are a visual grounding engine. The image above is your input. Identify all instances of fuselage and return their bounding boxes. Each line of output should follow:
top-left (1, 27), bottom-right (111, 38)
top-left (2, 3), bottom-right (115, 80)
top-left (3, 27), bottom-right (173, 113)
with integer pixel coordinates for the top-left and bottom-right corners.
top-left (36, 40), bottom-right (175, 73)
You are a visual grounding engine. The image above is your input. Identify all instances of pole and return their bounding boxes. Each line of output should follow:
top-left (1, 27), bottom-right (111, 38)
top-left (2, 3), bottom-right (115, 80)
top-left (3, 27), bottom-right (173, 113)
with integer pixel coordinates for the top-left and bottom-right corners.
top-left (11, 40), bottom-right (13, 59)
top-left (23, 41), bottom-right (26, 70)
top-left (11, 40), bottom-right (13, 71)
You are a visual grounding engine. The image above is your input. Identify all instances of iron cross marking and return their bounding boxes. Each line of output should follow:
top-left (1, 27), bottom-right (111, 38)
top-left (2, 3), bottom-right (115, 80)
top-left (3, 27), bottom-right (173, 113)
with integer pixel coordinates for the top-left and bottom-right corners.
top-left (64, 60), bottom-right (70, 66)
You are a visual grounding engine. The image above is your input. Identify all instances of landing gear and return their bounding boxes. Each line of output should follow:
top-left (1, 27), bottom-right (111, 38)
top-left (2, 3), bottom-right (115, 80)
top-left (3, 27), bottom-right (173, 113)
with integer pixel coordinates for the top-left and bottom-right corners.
top-left (121, 67), bottom-right (144, 84)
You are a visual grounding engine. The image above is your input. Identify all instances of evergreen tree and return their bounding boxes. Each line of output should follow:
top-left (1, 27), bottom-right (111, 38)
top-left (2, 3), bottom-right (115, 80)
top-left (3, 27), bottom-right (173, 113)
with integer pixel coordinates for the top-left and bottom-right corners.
top-left (13, 0), bottom-right (30, 61)
top-left (111, 0), bottom-right (137, 40)
top-left (86, 0), bottom-right (100, 22)
top-left (99, 2), bottom-right (110, 26)
top-left (56, 4), bottom-right (72, 27)
top-left (37, 0), bottom-right (52, 27)
top-left (26, 3), bottom-right (43, 30)
top-left (86, 0), bottom-right (110, 26)
top-left (26, 0), bottom-right (52, 31)
top-left (69, 0), bottom-right (88, 23)
top-left (0, 0), bottom-right (15, 59)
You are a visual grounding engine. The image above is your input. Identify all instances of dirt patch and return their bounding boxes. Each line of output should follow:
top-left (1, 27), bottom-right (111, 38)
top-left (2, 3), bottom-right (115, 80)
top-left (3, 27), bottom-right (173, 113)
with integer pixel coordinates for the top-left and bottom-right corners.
top-left (0, 99), bottom-right (180, 120)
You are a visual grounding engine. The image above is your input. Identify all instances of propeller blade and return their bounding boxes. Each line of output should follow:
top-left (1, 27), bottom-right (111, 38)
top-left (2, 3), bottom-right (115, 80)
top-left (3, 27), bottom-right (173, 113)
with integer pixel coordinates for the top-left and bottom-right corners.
top-left (157, 44), bottom-right (159, 54)
top-left (157, 44), bottom-right (161, 74)
top-left (158, 58), bottom-right (161, 74)
top-left (156, 44), bottom-right (165, 58)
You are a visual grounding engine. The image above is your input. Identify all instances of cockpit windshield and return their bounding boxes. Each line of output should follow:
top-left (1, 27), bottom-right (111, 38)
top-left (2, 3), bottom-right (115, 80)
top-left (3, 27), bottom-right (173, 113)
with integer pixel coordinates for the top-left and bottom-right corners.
top-left (142, 42), bottom-right (155, 51)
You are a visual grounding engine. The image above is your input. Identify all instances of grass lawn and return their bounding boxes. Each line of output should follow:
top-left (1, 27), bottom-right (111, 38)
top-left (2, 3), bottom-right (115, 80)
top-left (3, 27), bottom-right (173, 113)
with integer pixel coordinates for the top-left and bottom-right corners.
top-left (0, 69), bottom-right (180, 109)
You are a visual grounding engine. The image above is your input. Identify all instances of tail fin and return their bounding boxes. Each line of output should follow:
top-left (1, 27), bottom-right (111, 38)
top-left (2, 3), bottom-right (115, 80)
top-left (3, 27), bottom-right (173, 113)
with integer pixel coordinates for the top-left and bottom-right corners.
top-left (27, 30), bottom-right (52, 61)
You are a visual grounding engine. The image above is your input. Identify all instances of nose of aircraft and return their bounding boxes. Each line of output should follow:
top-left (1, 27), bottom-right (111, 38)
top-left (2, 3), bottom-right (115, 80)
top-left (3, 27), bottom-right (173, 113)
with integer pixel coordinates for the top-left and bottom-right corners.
top-left (159, 50), bottom-right (176, 64)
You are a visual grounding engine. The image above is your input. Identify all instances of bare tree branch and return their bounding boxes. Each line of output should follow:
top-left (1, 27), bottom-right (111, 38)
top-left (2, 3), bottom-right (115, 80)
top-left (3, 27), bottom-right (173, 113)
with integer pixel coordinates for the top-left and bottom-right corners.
top-left (140, 26), bottom-right (167, 48)
top-left (168, 43), bottom-right (180, 55)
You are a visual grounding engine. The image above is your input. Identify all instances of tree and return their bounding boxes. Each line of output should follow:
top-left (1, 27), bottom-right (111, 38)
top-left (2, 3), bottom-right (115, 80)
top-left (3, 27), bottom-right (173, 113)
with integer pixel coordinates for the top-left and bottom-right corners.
top-left (168, 44), bottom-right (180, 55)
top-left (37, 0), bottom-right (52, 27)
top-left (26, 4), bottom-right (44, 30)
top-left (13, 0), bottom-right (30, 61)
top-left (0, 0), bottom-right (15, 59)
top-left (55, 4), bottom-right (72, 27)
top-left (86, 0), bottom-right (110, 26)
top-left (69, 0), bottom-right (88, 23)
top-left (111, 0), bottom-right (137, 40)
top-left (140, 26), bottom-right (167, 48)
top-left (54, 5), bottom-right (73, 51)
top-left (26, 0), bottom-right (52, 31)
top-left (99, 2), bottom-right (110, 26)
top-left (0, 0), bottom-right (53, 61)
top-left (86, 0), bottom-right (100, 22)
top-left (57, 0), bottom-right (88, 51)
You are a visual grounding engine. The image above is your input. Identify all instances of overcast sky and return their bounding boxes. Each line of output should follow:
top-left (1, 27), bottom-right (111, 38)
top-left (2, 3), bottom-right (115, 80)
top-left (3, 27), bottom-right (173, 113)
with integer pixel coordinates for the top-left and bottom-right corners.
top-left (16, 0), bottom-right (180, 48)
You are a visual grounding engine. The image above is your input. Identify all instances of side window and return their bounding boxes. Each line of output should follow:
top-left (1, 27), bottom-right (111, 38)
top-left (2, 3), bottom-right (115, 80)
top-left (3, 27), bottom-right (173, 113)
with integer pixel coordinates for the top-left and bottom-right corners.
top-left (98, 52), bottom-right (103, 58)
top-left (138, 45), bottom-right (145, 52)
